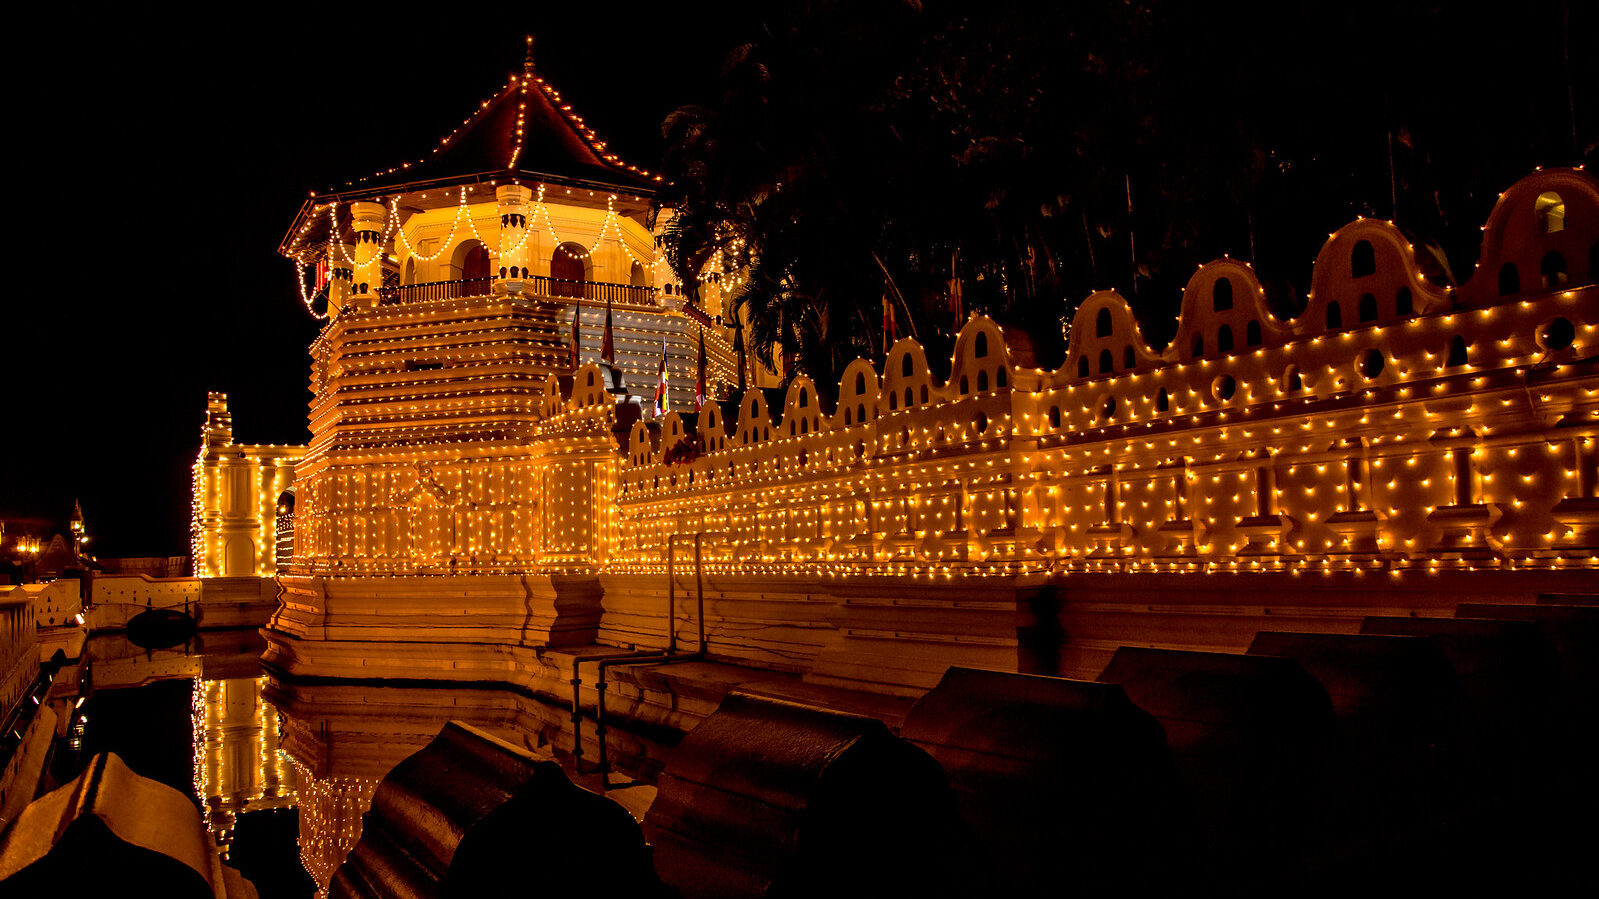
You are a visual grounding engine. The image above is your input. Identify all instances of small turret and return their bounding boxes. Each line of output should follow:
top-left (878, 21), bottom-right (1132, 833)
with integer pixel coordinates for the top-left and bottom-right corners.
top-left (203, 392), bottom-right (233, 447)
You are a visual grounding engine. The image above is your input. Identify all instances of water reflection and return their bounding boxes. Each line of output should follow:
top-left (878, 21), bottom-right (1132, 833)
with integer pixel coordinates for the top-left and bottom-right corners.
top-left (191, 676), bottom-right (296, 858)
top-left (264, 677), bottom-right (573, 896)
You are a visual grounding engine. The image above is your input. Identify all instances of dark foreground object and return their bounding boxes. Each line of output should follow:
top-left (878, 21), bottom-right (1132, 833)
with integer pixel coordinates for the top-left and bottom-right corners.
top-left (0, 752), bottom-right (257, 899)
top-left (645, 692), bottom-right (970, 899)
top-left (329, 721), bottom-right (662, 899)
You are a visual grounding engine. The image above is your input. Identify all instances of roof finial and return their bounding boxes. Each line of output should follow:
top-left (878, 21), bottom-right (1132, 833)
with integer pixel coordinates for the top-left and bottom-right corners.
top-left (524, 34), bottom-right (535, 74)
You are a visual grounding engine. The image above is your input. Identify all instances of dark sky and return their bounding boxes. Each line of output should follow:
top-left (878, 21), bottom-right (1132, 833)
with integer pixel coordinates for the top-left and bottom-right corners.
top-left (2, 2), bottom-right (1590, 558)
top-left (2, 6), bottom-right (767, 557)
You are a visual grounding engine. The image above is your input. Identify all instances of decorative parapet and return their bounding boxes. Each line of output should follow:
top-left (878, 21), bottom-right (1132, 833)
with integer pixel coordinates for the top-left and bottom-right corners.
top-left (612, 169), bottom-right (1599, 577)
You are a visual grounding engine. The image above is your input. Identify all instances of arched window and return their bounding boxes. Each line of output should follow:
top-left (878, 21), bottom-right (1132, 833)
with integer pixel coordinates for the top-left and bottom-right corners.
top-left (1446, 335), bottom-right (1468, 368)
top-left (1213, 277), bottom-right (1233, 311)
top-left (960, 375), bottom-right (969, 394)
top-left (1191, 334), bottom-right (1204, 358)
top-left (1096, 307), bottom-right (1113, 337)
top-left (902, 353), bottom-right (914, 377)
top-left (1156, 387), bottom-right (1169, 412)
top-left (857, 403), bottom-right (866, 423)
top-left (996, 368), bottom-right (1006, 388)
top-left (402, 257), bottom-right (416, 286)
top-left (799, 387), bottom-right (808, 406)
top-left (1357, 292), bottom-right (1378, 323)
top-left (856, 372), bottom-right (866, 394)
top-left (888, 392), bottom-right (897, 410)
top-left (630, 261), bottom-right (648, 287)
top-left (1216, 325), bottom-right (1233, 354)
top-left (920, 385), bottom-right (928, 403)
top-left (977, 370), bottom-right (989, 391)
top-left (1099, 349), bottom-right (1114, 374)
top-left (1498, 263), bottom-right (1520, 296)
top-left (454, 240), bottom-right (490, 282)
top-left (1395, 287), bottom-right (1413, 317)
top-left (1123, 346), bottom-right (1135, 370)
top-left (551, 243), bottom-right (588, 297)
top-left (975, 331), bottom-right (989, 358)
top-left (1246, 319), bottom-right (1262, 347)
top-left (1351, 240), bottom-right (1376, 278)
top-left (1078, 356), bottom-right (1089, 378)
top-left (1536, 191), bottom-right (1565, 233)
top-left (905, 388), bottom-right (914, 407)
top-left (1326, 301), bottom-right (1343, 329)
top-left (1540, 251), bottom-right (1567, 288)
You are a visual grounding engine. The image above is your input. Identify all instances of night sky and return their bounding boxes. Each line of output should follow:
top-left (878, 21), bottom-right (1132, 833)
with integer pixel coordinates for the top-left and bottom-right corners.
top-left (3, 8), bottom-right (766, 557)
top-left (2, 3), bottom-right (1590, 558)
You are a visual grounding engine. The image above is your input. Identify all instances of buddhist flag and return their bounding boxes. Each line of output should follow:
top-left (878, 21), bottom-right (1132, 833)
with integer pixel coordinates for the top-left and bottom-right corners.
top-left (601, 293), bottom-right (616, 365)
top-left (695, 328), bottom-right (708, 411)
top-left (568, 306), bottom-right (581, 371)
top-left (653, 339), bottom-right (669, 417)
top-left (883, 289), bottom-right (898, 354)
top-left (732, 314), bottom-right (748, 392)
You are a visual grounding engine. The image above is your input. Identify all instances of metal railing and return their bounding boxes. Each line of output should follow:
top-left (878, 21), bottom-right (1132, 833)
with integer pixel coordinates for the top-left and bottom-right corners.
top-left (378, 275), bottom-right (659, 307)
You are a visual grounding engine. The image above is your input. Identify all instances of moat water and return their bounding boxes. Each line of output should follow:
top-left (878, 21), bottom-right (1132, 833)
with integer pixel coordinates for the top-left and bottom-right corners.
top-left (49, 631), bottom-right (315, 899)
top-left (46, 627), bottom-right (592, 898)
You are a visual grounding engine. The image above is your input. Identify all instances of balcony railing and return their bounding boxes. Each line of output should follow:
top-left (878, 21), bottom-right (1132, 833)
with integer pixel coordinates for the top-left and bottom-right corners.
top-left (378, 276), bottom-right (659, 307)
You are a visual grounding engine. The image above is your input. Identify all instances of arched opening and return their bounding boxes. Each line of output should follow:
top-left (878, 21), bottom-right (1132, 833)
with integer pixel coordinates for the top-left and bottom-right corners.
top-left (960, 375), bottom-right (970, 394)
top-left (1498, 263), bottom-right (1520, 296)
top-left (1049, 406), bottom-right (1061, 428)
top-left (1099, 349), bottom-right (1114, 374)
top-left (1096, 307), bottom-right (1113, 337)
top-left (402, 257), bottom-right (416, 286)
top-left (453, 240), bottom-right (490, 283)
top-left (996, 368), bottom-right (1006, 388)
top-left (977, 370), bottom-right (989, 391)
top-left (1540, 251), bottom-right (1567, 288)
top-left (857, 403), bottom-right (866, 423)
top-left (1213, 277), bottom-right (1233, 311)
top-left (551, 243), bottom-right (589, 297)
top-left (1536, 192), bottom-right (1565, 233)
top-left (1358, 292), bottom-right (1378, 323)
top-left (855, 372), bottom-right (866, 394)
top-left (1078, 356), bottom-right (1090, 378)
top-left (902, 353), bottom-right (914, 377)
top-left (1156, 388), bottom-right (1169, 412)
top-left (1100, 396), bottom-right (1116, 421)
top-left (1326, 301), bottom-right (1343, 329)
top-left (630, 261), bottom-right (648, 287)
top-left (1191, 334), bottom-right (1204, 358)
top-left (1123, 346), bottom-right (1135, 369)
top-left (1212, 374), bottom-right (1237, 402)
top-left (904, 388), bottom-right (914, 407)
top-left (1246, 320), bottom-right (1262, 347)
top-left (975, 331), bottom-right (989, 358)
top-left (1351, 240), bottom-right (1376, 278)
top-left (1446, 335), bottom-right (1468, 367)
top-left (844, 408), bottom-right (852, 425)
top-left (1395, 286), bottom-right (1413, 317)
top-left (1216, 325), bottom-right (1233, 354)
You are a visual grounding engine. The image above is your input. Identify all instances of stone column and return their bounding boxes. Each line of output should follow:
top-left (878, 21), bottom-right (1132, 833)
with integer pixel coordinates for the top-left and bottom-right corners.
top-left (350, 201), bottom-right (387, 307)
top-left (496, 184), bottom-right (533, 294)
top-left (327, 239), bottom-right (354, 313)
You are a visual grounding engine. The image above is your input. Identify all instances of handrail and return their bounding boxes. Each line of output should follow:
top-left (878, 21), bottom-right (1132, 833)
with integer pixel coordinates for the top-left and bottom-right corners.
top-left (377, 275), bottom-right (660, 307)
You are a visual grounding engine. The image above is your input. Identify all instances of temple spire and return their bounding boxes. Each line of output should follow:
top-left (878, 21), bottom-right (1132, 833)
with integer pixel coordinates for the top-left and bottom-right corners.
top-left (524, 34), bottom-right (535, 75)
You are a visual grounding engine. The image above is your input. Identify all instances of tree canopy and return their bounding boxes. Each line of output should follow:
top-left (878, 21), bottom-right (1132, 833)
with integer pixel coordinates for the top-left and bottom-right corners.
top-left (657, 0), bottom-right (1594, 395)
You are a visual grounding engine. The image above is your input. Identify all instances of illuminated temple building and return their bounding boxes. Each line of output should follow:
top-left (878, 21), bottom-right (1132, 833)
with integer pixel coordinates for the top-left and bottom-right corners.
top-left (172, 42), bottom-right (1599, 888)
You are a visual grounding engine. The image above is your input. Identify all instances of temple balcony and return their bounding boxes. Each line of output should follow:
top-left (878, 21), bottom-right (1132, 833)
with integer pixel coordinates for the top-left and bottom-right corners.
top-left (376, 275), bottom-right (659, 308)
